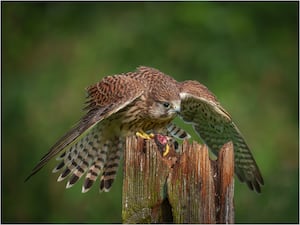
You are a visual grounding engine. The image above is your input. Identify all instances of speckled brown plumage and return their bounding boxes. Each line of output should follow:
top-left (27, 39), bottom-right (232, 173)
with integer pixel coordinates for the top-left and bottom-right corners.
top-left (26, 66), bottom-right (263, 193)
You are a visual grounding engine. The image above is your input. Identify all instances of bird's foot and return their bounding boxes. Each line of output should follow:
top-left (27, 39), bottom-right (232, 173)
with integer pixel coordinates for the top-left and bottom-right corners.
top-left (136, 130), bottom-right (155, 140)
top-left (163, 144), bottom-right (170, 156)
top-left (136, 131), bottom-right (171, 156)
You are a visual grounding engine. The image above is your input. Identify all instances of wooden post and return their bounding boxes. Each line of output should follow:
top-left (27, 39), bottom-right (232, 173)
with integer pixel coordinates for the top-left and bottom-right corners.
top-left (122, 136), bottom-right (234, 223)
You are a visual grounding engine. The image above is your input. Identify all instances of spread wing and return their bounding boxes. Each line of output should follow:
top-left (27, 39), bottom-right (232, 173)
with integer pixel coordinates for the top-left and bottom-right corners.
top-left (178, 80), bottom-right (264, 192)
top-left (25, 75), bottom-right (145, 181)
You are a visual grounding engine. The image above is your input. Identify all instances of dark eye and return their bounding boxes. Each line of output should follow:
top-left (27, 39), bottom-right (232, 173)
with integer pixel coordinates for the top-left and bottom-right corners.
top-left (163, 102), bottom-right (170, 108)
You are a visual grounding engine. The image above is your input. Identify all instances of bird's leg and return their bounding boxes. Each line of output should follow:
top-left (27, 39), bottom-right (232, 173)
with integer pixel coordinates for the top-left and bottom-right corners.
top-left (136, 130), bottom-right (155, 140)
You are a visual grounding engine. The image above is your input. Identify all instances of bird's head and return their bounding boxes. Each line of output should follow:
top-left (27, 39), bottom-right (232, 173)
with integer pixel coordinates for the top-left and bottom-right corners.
top-left (148, 98), bottom-right (181, 120)
top-left (139, 66), bottom-right (182, 121)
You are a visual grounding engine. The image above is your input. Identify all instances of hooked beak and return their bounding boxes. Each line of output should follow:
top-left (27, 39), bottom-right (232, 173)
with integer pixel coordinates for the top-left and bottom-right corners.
top-left (172, 100), bottom-right (181, 114)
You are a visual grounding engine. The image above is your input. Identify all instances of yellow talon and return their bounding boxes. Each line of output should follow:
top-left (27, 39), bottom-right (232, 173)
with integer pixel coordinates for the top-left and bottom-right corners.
top-left (136, 130), bottom-right (155, 140)
top-left (163, 144), bottom-right (170, 157)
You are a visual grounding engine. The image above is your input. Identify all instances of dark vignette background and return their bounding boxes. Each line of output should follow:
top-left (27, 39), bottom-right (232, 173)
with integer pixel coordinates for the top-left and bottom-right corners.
top-left (2, 2), bottom-right (298, 223)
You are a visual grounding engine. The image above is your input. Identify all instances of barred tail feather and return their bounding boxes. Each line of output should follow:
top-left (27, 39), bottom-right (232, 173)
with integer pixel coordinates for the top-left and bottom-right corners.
top-left (100, 137), bottom-right (124, 192)
top-left (167, 123), bottom-right (191, 140)
top-left (56, 142), bottom-right (82, 182)
top-left (82, 141), bottom-right (110, 193)
top-left (65, 138), bottom-right (100, 188)
top-left (52, 160), bottom-right (65, 173)
top-left (52, 125), bottom-right (103, 185)
top-left (50, 126), bottom-right (124, 193)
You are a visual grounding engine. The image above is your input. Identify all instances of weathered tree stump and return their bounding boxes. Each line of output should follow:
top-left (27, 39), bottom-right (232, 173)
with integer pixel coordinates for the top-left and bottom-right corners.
top-left (122, 136), bottom-right (234, 224)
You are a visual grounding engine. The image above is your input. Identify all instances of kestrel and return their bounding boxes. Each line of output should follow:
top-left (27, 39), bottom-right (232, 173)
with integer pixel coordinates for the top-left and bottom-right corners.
top-left (26, 66), bottom-right (264, 193)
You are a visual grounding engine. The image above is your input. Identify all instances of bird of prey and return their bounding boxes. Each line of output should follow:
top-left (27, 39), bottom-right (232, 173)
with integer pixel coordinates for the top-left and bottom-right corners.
top-left (25, 66), bottom-right (264, 193)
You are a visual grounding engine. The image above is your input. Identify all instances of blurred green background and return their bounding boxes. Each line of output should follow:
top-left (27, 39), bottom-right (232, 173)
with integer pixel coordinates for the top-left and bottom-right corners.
top-left (2, 2), bottom-right (298, 223)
